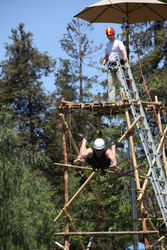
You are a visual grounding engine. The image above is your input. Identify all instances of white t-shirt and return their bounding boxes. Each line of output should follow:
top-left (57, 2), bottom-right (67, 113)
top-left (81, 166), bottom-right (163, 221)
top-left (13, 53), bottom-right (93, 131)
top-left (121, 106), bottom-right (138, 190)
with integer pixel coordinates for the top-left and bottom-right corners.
top-left (105, 39), bottom-right (125, 63)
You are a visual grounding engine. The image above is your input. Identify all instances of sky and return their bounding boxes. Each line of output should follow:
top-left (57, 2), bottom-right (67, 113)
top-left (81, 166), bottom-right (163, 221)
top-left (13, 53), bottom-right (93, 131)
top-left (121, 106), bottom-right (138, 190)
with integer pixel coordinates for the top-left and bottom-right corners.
top-left (0, 0), bottom-right (123, 95)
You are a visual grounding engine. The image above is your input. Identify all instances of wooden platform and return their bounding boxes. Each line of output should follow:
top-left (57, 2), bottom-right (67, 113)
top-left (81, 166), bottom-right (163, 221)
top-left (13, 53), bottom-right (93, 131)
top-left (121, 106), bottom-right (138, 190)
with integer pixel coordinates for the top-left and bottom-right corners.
top-left (59, 98), bottom-right (165, 116)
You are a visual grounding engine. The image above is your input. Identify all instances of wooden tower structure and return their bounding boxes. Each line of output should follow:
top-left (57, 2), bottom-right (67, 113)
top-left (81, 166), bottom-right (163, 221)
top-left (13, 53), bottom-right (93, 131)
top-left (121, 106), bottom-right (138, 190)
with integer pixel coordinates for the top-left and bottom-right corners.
top-left (53, 91), bottom-right (167, 250)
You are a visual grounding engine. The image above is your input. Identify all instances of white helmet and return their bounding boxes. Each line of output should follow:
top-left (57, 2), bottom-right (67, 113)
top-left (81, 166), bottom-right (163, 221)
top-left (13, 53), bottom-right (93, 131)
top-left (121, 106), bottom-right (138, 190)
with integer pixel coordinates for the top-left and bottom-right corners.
top-left (94, 138), bottom-right (105, 150)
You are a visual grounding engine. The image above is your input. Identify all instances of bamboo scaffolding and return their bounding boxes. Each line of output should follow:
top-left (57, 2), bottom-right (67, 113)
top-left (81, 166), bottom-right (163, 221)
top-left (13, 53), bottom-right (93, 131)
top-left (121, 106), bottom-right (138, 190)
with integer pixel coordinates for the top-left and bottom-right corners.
top-left (58, 113), bottom-right (108, 218)
top-left (54, 162), bottom-right (94, 171)
top-left (54, 163), bottom-right (147, 180)
top-left (97, 171), bottom-right (101, 249)
top-left (100, 164), bottom-right (143, 184)
top-left (63, 209), bottom-right (85, 250)
top-left (118, 114), bottom-right (142, 142)
top-left (91, 217), bottom-right (164, 223)
top-left (146, 236), bottom-right (166, 249)
top-left (142, 208), bottom-right (167, 250)
top-left (59, 99), bottom-right (165, 116)
top-left (97, 98), bottom-right (102, 249)
top-left (61, 105), bottom-right (69, 250)
top-left (137, 126), bottom-right (167, 202)
top-left (85, 226), bottom-right (98, 250)
top-left (125, 109), bottom-right (141, 192)
top-left (55, 241), bottom-right (67, 250)
top-left (54, 171), bottom-right (96, 222)
top-left (56, 94), bottom-right (167, 249)
top-left (54, 162), bottom-right (117, 174)
top-left (54, 231), bottom-right (159, 236)
top-left (125, 108), bottom-right (149, 247)
top-left (86, 235), bottom-right (95, 250)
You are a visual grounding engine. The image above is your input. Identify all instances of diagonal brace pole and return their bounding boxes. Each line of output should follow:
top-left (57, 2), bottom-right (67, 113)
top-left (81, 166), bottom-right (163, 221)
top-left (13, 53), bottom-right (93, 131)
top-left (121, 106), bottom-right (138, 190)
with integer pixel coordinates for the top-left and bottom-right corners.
top-left (59, 113), bottom-right (108, 218)
top-left (54, 171), bottom-right (96, 222)
top-left (137, 126), bottom-right (167, 202)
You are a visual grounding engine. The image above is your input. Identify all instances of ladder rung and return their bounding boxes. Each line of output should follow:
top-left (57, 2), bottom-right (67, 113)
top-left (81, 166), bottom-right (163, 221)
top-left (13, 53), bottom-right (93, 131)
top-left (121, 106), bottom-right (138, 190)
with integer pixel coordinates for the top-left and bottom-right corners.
top-left (129, 90), bottom-right (137, 93)
top-left (146, 143), bottom-right (153, 146)
top-left (125, 77), bottom-right (132, 81)
top-left (159, 180), bottom-right (166, 183)
top-left (141, 128), bottom-right (149, 131)
top-left (133, 103), bottom-right (140, 106)
top-left (121, 65), bottom-right (129, 69)
top-left (149, 154), bottom-right (157, 157)
top-left (151, 167), bottom-right (161, 171)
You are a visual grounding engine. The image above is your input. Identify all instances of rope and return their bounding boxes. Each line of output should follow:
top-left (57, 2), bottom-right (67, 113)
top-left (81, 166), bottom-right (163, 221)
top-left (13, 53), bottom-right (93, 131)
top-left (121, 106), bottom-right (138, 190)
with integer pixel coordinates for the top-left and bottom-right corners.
top-left (107, 0), bottom-right (167, 143)
top-left (130, 26), bottom-right (167, 144)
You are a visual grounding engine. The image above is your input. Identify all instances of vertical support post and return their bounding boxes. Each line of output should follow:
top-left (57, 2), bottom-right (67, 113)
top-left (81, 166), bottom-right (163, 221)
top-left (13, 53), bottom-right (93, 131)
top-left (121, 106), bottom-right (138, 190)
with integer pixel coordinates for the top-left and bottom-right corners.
top-left (97, 171), bottom-right (101, 250)
top-left (155, 96), bottom-right (167, 179)
top-left (126, 109), bottom-right (138, 250)
top-left (97, 93), bottom-right (102, 249)
top-left (125, 108), bottom-right (149, 248)
top-left (62, 98), bottom-right (69, 250)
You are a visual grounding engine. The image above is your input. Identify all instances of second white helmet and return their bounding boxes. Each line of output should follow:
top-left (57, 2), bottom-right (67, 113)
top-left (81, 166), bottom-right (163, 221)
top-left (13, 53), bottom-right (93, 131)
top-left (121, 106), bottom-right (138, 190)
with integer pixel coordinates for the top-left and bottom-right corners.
top-left (94, 138), bottom-right (105, 150)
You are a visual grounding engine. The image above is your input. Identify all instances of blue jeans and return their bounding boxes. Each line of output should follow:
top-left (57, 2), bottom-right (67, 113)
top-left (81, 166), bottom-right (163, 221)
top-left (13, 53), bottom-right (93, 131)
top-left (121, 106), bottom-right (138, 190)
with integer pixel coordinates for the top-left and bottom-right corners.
top-left (108, 68), bottom-right (125, 102)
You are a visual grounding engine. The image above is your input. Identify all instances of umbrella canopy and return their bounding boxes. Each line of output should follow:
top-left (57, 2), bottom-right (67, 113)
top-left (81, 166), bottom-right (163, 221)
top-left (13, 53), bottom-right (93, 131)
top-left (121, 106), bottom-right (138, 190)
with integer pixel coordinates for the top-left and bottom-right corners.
top-left (74, 0), bottom-right (167, 24)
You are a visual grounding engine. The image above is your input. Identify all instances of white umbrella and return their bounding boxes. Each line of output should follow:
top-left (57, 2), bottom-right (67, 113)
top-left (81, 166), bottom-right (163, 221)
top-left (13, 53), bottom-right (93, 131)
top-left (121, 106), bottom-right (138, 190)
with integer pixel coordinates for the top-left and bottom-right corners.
top-left (74, 0), bottom-right (167, 24)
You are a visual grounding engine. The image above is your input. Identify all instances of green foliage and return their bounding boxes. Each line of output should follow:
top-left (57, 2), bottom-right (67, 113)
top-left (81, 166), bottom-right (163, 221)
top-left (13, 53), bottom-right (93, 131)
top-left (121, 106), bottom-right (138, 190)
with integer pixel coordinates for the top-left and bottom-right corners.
top-left (130, 21), bottom-right (167, 104)
top-left (0, 106), bottom-right (56, 250)
top-left (0, 18), bottom-right (166, 250)
top-left (53, 58), bottom-right (78, 104)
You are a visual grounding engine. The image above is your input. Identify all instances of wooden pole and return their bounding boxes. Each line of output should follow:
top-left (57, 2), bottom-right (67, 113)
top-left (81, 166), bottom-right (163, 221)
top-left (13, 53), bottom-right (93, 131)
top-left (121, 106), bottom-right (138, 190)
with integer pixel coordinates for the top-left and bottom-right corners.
top-left (54, 162), bottom-right (94, 171)
top-left (148, 236), bottom-right (165, 249)
top-left (54, 162), bottom-right (147, 180)
top-left (118, 115), bottom-right (142, 143)
top-left (97, 171), bottom-right (101, 249)
top-left (142, 207), bottom-right (167, 250)
top-left (55, 241), bottom-right (67, 250)
top-left (137, 126), bottom-right (167, 202)
top-left (98, 217), bottom-right (164, 222)
top-left (100, 165), bottom-right (143, 184)
top-left (54, 171), bottom-right (96, 222)
top-left (61, 98), bottom-right (69, 250)
top-left (58, 113), bottom-right (108, 218)
top-left (63, 209), bottom-right (85, 250)
top-left (125, 108), bottom-right (149, 247)
top-left (86, 235), bottom-right (95, 250)
top-left (54, 231), bottom-right (159, 236)
top-left (155, 96), bottom-right (167, 179)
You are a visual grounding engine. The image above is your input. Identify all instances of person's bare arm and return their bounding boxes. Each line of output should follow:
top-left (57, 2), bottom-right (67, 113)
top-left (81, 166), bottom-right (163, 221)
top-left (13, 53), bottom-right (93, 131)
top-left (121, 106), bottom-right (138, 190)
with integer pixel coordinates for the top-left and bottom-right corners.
top-left (121, 48), bottom-right (128, 63)
top-left (74, 148), bottom-right (93, 163)
top-left (106, 148), bottom-right (119, 169)
top-left (101, 54), bottom-right (109, 72)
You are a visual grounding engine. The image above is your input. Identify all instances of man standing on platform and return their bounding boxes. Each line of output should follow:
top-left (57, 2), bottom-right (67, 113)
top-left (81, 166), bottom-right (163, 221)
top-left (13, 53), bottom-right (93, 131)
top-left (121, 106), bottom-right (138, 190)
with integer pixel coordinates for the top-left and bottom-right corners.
top-left (101, 27), bottom-right (128, 102)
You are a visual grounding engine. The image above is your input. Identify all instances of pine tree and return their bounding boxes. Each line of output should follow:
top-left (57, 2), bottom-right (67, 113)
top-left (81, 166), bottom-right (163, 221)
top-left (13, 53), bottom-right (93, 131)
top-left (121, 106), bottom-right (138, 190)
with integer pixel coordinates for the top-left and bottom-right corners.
top-left (60, 18), bottom-right (102, 103)
top-left (53, 58), bottom-right (78, 104)
top-left (0, 23), bottom-right (56, 151)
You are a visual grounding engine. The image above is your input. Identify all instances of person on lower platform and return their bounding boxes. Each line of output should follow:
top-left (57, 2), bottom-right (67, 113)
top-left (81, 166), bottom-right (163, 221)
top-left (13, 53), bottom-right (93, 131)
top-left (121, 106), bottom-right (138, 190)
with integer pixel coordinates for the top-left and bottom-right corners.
top-left (74, 135), bottom-right (122, 174)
